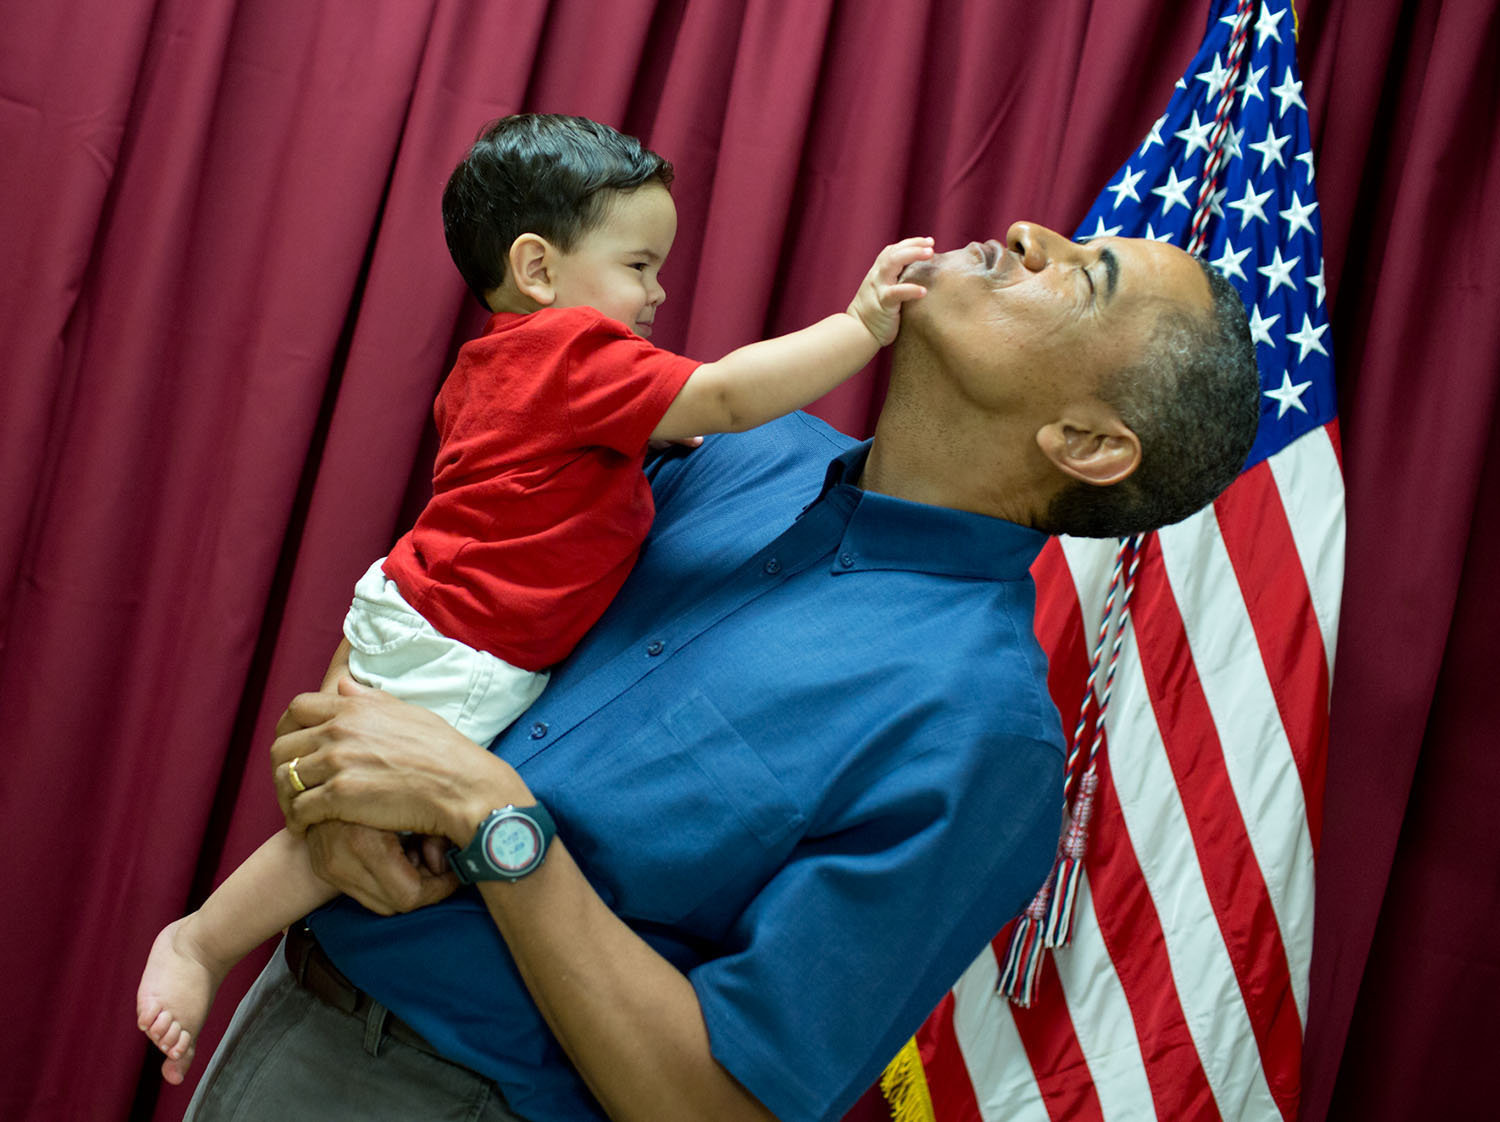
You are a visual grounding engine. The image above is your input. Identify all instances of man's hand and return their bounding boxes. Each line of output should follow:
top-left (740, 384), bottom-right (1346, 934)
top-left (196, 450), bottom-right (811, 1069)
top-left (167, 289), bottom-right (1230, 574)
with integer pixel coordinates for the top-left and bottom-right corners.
top-left (271, 675), bottom-right (526, 838)
top-left (847, 236), bottom-right (933, 345)
top-left (304, 821), bottom-right (457, 915)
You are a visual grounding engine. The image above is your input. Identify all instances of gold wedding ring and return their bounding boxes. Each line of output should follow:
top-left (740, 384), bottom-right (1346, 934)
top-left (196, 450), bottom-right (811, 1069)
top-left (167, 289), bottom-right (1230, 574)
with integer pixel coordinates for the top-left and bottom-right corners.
top-left (287, 756), bottom-right (307, 794)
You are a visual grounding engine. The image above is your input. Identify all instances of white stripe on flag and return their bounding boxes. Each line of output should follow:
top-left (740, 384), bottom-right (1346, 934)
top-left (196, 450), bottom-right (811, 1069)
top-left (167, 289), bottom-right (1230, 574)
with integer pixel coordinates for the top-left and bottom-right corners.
top-left (948, 950), bottom-right (1051, 1122)
top-left (1054, 536), bottom-right (1117, 645)
top-left (1267, 425), bottom-right (1345, 675)
top-left (1111, 646), bottom-right (1279, 1121)
top-left (1050, 876), bottom-right (1157, 1122)
top-left (1156, 504), bottom-right (1315, 1021)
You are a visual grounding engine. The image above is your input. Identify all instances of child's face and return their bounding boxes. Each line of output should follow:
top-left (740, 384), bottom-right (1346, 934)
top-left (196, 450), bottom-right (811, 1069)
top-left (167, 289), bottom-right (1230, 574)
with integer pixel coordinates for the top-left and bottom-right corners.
top-left (548, 183), bottom-right (677, 337)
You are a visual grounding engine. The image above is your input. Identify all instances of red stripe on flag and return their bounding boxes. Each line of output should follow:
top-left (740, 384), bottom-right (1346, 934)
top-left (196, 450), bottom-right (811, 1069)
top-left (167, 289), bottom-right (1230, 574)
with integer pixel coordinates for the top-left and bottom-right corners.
top-left (915, 991), bottom-right (984, 1122)
top-left (1085, 746), bottom-right (1223, 1120)
top-left (1130, 537), bottom-right (1303, 1120)
top-left (1007, 954), bottom-right (1106, 1122)
top-left (1325, 419), bottom-right (1342, 471)
top-left (1031, 544), bottom-right (1221, 1121)
top-left (1031, 540), bottom-right (1083, 683)
top-left (1213, 463), bottom-right (1330, 852)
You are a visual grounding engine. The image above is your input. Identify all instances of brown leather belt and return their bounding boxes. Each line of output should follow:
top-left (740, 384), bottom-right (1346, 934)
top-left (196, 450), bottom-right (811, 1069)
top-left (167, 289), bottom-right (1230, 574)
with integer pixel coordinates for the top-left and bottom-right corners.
top-left (283, 922), bottom-right (441, 1059)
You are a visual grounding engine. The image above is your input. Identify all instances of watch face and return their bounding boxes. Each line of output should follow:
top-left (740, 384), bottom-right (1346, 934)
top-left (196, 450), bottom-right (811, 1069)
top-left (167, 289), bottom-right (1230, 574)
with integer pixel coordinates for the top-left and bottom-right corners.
top-left (484, 814), bottom-right (542, 874)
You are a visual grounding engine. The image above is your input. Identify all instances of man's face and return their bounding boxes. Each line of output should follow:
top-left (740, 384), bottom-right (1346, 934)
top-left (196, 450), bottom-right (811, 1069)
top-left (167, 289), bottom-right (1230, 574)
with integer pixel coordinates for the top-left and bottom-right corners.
top-left (899, 222), bottom-right (1212, 412)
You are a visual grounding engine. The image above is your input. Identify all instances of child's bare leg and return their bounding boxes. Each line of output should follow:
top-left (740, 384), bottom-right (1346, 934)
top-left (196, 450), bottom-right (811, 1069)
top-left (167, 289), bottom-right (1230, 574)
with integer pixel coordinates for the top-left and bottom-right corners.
top-left (137, 827), bottom-right (336, 1084)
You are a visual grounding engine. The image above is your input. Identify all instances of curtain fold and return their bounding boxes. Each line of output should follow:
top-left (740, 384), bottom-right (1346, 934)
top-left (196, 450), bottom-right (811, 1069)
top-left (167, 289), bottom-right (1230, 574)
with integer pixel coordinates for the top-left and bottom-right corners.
top-left (0, 1), bottom-right (1493, 1119)
top-left (1297, 2), bottom-right (1500, 1119)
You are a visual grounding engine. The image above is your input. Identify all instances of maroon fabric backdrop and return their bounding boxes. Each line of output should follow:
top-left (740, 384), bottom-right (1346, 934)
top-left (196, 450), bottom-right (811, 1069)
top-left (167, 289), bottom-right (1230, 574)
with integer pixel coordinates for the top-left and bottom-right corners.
top-left (1, 2), bottom-right (1495, 1119)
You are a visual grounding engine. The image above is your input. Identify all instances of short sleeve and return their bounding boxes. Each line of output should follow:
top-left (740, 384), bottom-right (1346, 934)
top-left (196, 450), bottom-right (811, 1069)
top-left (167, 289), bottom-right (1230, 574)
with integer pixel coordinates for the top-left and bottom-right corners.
top-left (559, 310), bottom-right (700, 454)
top-left (690, 732), bottom-right (1063, 1122)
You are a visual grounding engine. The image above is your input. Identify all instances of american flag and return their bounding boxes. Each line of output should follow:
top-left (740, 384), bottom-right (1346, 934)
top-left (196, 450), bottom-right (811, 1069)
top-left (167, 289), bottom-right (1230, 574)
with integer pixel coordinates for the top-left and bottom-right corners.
top-left (879, 1), bottom-right (1343, 1118)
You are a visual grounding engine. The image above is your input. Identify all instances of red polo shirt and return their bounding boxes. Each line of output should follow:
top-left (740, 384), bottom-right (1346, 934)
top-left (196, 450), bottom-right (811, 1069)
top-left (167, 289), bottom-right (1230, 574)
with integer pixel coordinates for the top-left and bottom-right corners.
top-left (382, 306), bottom-right (700, 670)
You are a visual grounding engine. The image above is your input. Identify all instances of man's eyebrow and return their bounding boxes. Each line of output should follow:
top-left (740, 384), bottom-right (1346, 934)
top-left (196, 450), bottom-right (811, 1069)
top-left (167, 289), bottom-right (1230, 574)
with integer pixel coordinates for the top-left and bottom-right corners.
top-left (1098, 245), bottom-right (1120, 302)
top-left (1075, 237), bottom-right (1121, 303)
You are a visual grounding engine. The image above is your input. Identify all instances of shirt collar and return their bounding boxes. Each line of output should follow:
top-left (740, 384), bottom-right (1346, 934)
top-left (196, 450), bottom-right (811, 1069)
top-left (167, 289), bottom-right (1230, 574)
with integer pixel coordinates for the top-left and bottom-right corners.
top-left (815, 441), bottom-right (1050, 581)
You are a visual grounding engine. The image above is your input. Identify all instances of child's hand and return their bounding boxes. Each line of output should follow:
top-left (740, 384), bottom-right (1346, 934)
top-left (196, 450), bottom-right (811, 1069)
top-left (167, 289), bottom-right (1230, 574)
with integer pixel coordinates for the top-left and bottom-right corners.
top-left (847, 237), bottom-right (934, 346)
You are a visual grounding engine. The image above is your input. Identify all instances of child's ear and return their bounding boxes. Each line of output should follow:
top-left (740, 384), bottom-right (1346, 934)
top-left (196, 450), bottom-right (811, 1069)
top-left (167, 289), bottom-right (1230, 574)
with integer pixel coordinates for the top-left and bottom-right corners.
top-left (507, 234), bottom-right (557, 306)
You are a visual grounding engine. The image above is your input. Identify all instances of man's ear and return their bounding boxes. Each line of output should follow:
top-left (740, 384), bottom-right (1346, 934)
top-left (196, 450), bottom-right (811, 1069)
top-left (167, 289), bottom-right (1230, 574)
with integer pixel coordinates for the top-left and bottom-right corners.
top-left (1036, 416), bottom-right (1142, 487)
top-left (506, 234), bottom-right (557, 306)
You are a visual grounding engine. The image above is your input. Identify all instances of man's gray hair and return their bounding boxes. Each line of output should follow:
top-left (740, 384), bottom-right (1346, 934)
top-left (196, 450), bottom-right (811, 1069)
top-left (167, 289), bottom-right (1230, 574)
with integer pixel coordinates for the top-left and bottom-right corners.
top-left (1041, 258), bottom-right (1260, 538)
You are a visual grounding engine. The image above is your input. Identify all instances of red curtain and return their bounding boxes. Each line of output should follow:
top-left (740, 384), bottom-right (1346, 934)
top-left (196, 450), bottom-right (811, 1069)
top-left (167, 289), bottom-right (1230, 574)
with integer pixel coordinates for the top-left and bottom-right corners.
top-left (0, 2), bottom-right (1494, 1119)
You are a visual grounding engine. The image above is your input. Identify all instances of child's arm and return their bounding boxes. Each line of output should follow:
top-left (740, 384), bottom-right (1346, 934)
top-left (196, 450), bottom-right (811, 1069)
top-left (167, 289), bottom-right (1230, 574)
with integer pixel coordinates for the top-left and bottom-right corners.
top-left (652, 236), bottom-right (932, 440)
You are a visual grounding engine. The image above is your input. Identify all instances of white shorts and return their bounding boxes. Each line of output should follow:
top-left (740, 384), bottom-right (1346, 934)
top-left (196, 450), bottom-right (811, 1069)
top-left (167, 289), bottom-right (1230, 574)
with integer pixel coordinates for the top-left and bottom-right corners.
top-left (341, 559), bottom-right (548, 746)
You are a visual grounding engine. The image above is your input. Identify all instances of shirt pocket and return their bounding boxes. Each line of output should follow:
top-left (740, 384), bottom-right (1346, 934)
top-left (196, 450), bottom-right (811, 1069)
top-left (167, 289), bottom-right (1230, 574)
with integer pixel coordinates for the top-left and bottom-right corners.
top-left (552, 690), bottom-right (806, 928)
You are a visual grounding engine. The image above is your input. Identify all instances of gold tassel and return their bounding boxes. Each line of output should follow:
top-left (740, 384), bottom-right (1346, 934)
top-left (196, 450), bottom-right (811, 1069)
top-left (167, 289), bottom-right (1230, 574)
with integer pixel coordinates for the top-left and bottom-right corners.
top-left (879, 1036), bottom-right (937, 1122)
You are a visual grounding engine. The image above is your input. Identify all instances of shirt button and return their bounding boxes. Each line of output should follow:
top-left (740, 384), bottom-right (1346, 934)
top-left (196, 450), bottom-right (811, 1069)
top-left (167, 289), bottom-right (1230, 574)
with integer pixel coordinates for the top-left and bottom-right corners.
top-left (528, 721), bottom-right (548, 739)
top-left (763, 557), bottom-right (781, 575)
top-left (839, 552), bottom-right (854, 568)
top-left (646, 639), bottom-right (665, 656)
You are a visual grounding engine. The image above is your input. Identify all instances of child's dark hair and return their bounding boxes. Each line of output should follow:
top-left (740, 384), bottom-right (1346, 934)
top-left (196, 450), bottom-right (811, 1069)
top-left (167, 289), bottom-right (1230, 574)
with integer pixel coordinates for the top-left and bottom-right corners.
top-left (442, 114), bottom-right (675, 308)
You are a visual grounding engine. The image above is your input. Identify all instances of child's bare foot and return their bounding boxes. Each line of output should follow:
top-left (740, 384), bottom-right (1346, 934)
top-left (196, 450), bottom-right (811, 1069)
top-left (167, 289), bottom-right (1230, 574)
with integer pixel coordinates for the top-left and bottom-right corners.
top-left (136, 915), bottom-right (230, 1084)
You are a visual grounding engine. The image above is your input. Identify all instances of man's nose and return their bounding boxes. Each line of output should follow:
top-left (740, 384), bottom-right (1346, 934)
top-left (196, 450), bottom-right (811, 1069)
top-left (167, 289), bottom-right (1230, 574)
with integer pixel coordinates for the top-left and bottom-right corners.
top-left (1006, 221), bottom-right (1069, 272)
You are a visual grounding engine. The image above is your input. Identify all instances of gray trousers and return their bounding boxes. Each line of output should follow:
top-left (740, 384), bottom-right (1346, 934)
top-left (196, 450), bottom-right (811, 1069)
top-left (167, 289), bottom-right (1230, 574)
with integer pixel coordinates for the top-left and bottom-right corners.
top-left (185, 938), bottom-right (530, 1121)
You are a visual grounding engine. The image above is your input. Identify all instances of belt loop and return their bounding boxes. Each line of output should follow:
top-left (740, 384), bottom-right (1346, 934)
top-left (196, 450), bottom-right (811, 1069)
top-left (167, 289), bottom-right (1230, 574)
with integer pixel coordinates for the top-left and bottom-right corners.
top-left (363, 1001), bottom-right (391, 1058)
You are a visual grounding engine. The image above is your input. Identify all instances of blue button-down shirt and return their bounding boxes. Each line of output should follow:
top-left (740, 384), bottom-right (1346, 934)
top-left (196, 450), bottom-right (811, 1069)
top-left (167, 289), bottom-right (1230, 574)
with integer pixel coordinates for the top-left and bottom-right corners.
top-left (310, 412), bottom-right (1064, 1122)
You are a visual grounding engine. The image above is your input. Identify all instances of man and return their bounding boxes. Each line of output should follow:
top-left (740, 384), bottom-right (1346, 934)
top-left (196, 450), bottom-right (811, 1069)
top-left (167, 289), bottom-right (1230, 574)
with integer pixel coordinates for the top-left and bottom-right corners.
top-left (187, 224), bottom-right (1258, 1122)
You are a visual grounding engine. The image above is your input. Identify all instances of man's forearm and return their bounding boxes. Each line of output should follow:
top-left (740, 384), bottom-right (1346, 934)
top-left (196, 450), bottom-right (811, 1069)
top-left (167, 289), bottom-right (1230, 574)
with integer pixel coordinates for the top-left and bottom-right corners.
top-left (477, 842), bottom-right (776, 1122)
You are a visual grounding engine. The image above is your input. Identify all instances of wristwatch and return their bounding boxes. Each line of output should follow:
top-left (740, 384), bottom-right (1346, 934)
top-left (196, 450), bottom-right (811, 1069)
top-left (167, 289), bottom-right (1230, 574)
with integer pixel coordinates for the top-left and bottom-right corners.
top-left (447, 801), bottom-right (557, 883)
